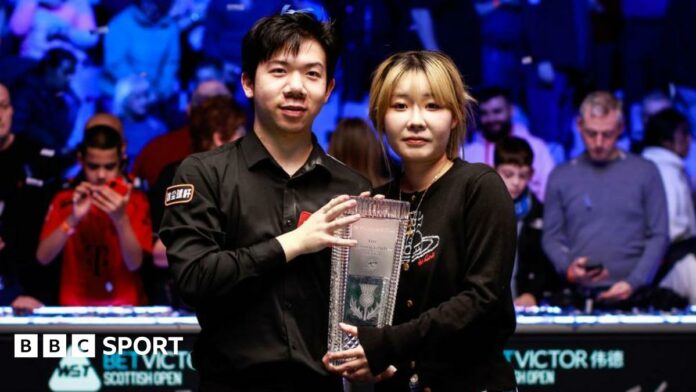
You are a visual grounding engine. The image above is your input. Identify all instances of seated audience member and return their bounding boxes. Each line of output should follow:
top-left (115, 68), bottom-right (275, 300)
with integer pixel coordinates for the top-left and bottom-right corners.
top-left (11, 48), bottom-right (79, 151)
top-left (103, 0), bottom-right (179, 101)
top-left (86, 112), bottom-right (124, 135)
top-left (463, 86), bottom-right (556, 200)
top-left (9, 0), bottom-right (98, 60)
top-left (495, 137), bottom-right (561, 307)
top-left (0, 82), bottom-right (62, 311)
top-left (114, 74), bottom-right (167, 165)
top-left (543, 91), bottom-right (670, 309)
top-left (132, 80), bottom-right (231, 187)
top-left (36, 125), bottom-right (152, 306)
top-left (328, 118), bottom-right (390, 187)
top-left (642, 108), bottom-right (696, 304)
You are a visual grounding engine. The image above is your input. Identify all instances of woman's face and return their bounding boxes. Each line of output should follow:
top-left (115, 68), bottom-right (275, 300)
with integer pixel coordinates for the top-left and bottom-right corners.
top-left (383, 71), bottom-right (455, 164)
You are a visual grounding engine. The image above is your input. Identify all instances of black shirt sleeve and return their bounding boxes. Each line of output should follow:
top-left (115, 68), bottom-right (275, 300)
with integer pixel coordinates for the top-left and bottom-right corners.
top-left (159, 156), bottom-right (286, 307)
top-left (359, 170), bottom-right (516, 374)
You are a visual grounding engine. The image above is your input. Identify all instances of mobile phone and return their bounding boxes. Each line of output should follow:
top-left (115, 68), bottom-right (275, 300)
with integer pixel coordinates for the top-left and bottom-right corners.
top-left (584, 263), bottom-right (604, 273)
top-left (108, 178), bottom-right (129, 196)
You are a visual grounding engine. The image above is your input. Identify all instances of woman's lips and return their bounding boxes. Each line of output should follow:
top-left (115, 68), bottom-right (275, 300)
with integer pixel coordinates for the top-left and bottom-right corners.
top-left (403, 137), bottom-right (428, 146)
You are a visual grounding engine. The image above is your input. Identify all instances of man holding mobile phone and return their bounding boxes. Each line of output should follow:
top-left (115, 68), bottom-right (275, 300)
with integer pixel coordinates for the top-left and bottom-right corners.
top-left (543, 91), bottom-right (669, 306)
top-left (36, 125), bottom-right (152, 305)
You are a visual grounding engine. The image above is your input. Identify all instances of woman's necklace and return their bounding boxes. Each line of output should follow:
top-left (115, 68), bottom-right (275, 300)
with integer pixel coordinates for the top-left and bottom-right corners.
top-left (399, 160), bottom-right (454, 238)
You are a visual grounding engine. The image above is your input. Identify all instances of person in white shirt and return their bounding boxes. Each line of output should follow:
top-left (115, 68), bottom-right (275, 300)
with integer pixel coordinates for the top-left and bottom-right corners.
top-left (462, 87), bottom-right (555, 200)
top-left (643, 108), bottom-right (696, 304)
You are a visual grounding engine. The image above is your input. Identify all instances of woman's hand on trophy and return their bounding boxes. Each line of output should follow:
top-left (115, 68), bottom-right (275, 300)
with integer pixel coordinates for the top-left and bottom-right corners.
top-left (277, 195), bottom-right (360, 262)
top-left (322, 323), bottom-right (397, 382)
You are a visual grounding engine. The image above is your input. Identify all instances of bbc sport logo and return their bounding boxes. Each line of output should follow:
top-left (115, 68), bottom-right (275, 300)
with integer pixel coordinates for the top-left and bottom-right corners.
top-left (14, 334), bottom-right (187, 392)
top-left (15, 334), bottom-right (183, 358)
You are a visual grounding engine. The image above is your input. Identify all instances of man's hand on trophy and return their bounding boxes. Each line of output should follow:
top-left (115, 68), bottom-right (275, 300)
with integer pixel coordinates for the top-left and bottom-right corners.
top-left (358, 191), bottom-right (386, 199)
top-left (322, 323), bottom-right (397, 382)
top-left (277, 195), bottom-right (360, 262)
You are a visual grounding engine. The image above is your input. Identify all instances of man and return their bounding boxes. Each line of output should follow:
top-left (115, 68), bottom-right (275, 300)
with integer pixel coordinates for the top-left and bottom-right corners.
top-left (36, 125), bottom-right (152, 306)
top-left (11, 48), bottom-right (79, 150)
top-left (0, 82), bottom-right (59, 310)
top-left (543, 91), bottom-right (669, 306)
top-left (159, 11), bottom-right (370, 390)
top-left (642, 108), bottom-right (696, 304)
top-left (104, 0), bottom-right (179, 100)
top-left (463, 87), bottom-right (556, 199)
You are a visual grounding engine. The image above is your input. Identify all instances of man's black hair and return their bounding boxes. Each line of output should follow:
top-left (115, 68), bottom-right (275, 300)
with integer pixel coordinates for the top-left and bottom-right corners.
top-left (79, 125), bottom-right (123, 157)
top-left (242, 11), bottom-right (338, 84)
top-left (494, 136), bottom-right (534, 167)
top-left (477, 86), bottom-right (513, 105)
top-left (644, 108), bottom-right (691, 147)
top-left (38, 48), bottom-right (77, 74)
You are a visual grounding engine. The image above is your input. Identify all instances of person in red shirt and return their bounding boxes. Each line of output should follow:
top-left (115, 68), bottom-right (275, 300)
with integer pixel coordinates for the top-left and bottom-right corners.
top-left (36, 125), bottom-right (152, 306)
top-left (131, 80), bottom-right (231, 186)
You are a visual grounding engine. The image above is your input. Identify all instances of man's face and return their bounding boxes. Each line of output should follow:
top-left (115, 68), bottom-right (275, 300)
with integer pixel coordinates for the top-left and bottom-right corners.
top-left (479, 96), bottom-right (512, 141)
top-left (80, 147), bottom-right (121, 185)
top-left (497, 164), bottom-right (533, 200)
top-left (0, 86), bottom-right (13, 140)
top-left (579, 110), bottom-right (623, 162)
top-left (242, 39), bottom-right (334, 137)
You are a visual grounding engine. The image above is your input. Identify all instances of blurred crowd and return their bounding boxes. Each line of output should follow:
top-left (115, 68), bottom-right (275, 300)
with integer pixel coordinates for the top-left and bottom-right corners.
top-left (1, 0), bottom-right (696, 311)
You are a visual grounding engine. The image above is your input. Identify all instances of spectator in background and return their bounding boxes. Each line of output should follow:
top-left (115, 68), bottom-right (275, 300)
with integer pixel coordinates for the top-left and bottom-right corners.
top-left (495, 137), bottom-right (561, 307)
top-left (475, 0), bottom-right (523, 99)
top-left (85, 112), bottom-right (126, 162)
top-left (0, 82), bottom-right (64, 311)
top-left (543, 91), bottom-right (669, 308)
top-left (132, 79), bottom-right (231, 187)
top-left (148, 96), bottom-right (246, 308)
top-left (113, 74), bottom-right (167, 166)
top-left (666, 0), bottom-right (696, 135)
top-left (521, 0), bottom-right (589, 147)
top-left (463, 87), bottom-right (555, 200)
top-left (103, 0), bottom-right (179, 102)
top-left (328, 118), bottom-right (390, 188)
top-left (36, 125), bottom-right (152, 306)
top-left (9, 0), bottom-right (97, 60)
top-left (642, 108), bottom-right (696, 304)
top-left (150, 95), bottom-right (246, 238)
top-left (642, 108), bottom-right (694, 243)
top-left (11, 47), bottom-right (79, 151)
top-left (86, 112), bottom-right (124, 135)
top-left (202, 0), bottom-right (283, 92)
top-left (620, 0), bottom-right (669, 140)
top-left (588, 0), bottom-right (621, 91)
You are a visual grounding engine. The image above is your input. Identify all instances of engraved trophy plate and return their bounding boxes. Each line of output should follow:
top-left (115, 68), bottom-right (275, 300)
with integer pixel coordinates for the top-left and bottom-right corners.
top-left (328, 196), bottom-right (410, 357)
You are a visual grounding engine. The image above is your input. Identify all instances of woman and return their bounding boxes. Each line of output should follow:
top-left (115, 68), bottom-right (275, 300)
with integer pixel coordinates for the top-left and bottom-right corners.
top-left (328, 117), bottom-right (391, 188)
top-left (323, 51), bottom-right (517, 392)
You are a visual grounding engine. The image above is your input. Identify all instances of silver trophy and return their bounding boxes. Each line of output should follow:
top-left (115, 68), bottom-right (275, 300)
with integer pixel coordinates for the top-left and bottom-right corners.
top-left (328, 196), bottom-right (410, 358)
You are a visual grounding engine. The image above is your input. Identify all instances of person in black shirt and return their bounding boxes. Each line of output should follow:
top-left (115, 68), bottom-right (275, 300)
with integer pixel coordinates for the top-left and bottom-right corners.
top-left (159, 10), bottom-right (370, 391)
top-left (323, 51), bottom-right (517, 392)
top-left (0, 83), bottom-right (67, 310)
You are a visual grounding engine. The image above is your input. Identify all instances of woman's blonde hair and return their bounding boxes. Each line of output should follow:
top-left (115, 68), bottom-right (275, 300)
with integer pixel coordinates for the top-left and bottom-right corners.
top-left (368, 51), bottom-right (475, 159)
